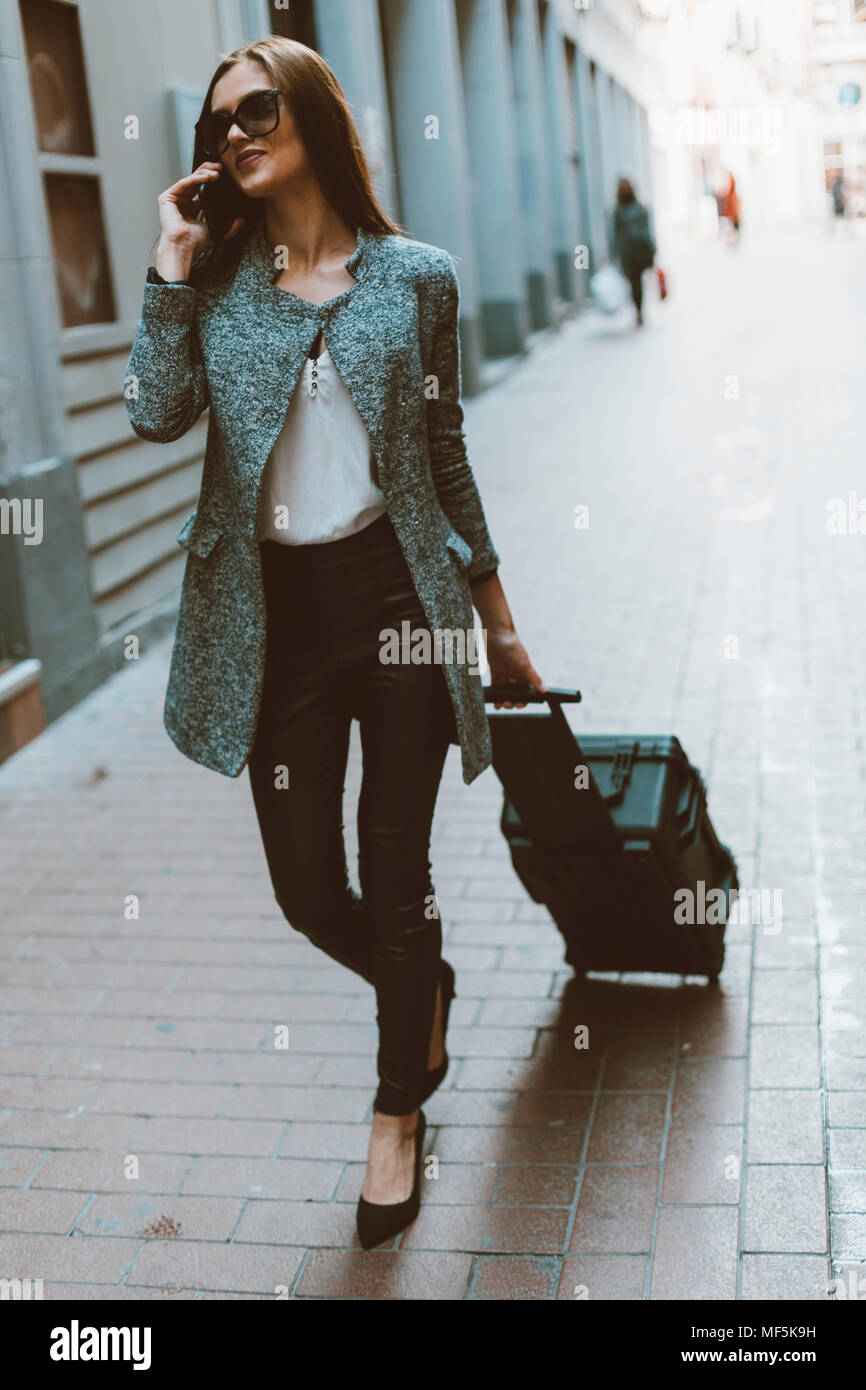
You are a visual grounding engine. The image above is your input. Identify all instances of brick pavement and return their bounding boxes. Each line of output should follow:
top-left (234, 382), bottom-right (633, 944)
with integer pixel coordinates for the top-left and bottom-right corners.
top-left (1, 230), bottom-right (865, 1300)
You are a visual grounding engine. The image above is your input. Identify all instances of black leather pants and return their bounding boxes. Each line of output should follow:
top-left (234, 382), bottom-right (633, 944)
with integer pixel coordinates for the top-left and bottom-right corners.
top-left (248, 512), bottom-right (455, 1116)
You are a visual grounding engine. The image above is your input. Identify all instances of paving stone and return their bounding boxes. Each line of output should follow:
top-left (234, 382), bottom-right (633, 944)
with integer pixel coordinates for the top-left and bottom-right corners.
top-left (748, 1025), bottom-right (821, 1088)
top-left (826, 1093), bottom-right (866, 1128)
top-left (82, 1081), bottom-right (233, 1118)
top-left (456, 1052), bottom-right (602, 1092)
top-left (829, 1129), bottom-right (866, 1168)
top-left (0, 1147), bottom-right (50, 1187)
top-left (743, 1166), bottom-right (828, 1253)
top-left (558, 1254), bottom-right (647, 1301)
top-left (180, 1156), bottom-right (341, 1201)
top-left (469, 1255), bottom-right (560, 1299)
top-left (276, 1123), bottom-right (370, 1161)
top-left (570, 1166), bottom-right (659, 1252)
top-left (746, 1090), bottom-right (825, 1164)
top-left (30, 1151), bottom-right (190, 1194)
top-left (432, 1124), bottom-right (587, 1166)
top-left (43, 1048), bottom-right (191, 1083)
top-left (829, 1214), bottom-right (866, 1261)
top-left (600, 1029), bottom-right (677, 1089)
top-left (0, 1189), bottom-right (90, 1234)
top-left (828, 1170), bottom-right (866, 1212)
top-left (127, 1240), bottom-right (304, 1295)
top-left (129, 1116), bottom-right (285, 1157)
top-left (0, 1233), bottom-right (141, 1283)
top-left (671, 1058), bottom-right (746, 1125)
top-left (751, 972), bottom-right (819, 1025)
top-left (585, 1095), bottom-right (668, 1164)
top-left (0, 1112), bottom-right (142, 1150)
top-left (77, 1194), bottom-right (243, 1241)
top-left (649, 1207), bottom-right (738, 1299)
top-left (221, 1085), bottom-right (369, 1123)
top-left (753, 934), bottom-right (818, 969)
top-left (740, 1255), bottom-right (831, 1300)
top-left (400, 1203), bottom-right (568, 1253)
top-left (294, 1249), bottom-right (472, 1299)
top-left (234, 1199), bottom-right (360, 1247)
top-left (678, 998), bottom-right (749, 1057)
top-left (494, 1164), bottom-right (579, 1207)
top-left (661, 1125), bottom-right (743, 1203)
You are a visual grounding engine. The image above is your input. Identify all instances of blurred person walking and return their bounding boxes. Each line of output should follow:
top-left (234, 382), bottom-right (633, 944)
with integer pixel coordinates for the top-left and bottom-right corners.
top-left (717, 171), bottom-right (741, 245)
top-left (829, 173), bottom-right (852, 238)
top-left (612, 179), bottom-right (656, 326)
top-left (124, 36), bottom-right (545, 1250)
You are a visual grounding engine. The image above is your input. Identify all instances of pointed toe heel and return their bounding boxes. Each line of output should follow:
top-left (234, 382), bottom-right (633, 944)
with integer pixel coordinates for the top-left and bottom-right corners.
top-left (356, 1111), bottom-right (427, 1251)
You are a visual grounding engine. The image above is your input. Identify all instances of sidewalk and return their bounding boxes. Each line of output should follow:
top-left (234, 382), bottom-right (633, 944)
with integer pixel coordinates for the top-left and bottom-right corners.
top-left (1, 230), bottom-right (865, 1300)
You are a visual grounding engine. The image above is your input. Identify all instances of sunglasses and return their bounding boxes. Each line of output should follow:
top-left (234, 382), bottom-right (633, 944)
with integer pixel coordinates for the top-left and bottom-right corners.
top-left (196, 87), bottom-right (283, 159)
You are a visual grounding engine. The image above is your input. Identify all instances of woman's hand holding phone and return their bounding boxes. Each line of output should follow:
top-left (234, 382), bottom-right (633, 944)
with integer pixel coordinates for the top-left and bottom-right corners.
top-left (154, 162), bottom-right (244, 280)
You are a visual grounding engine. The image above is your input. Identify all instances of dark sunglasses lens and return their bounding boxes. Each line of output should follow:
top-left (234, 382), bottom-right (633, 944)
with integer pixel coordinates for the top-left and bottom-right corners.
top-left (237, 90), bottom-right (278, 135)
top-left (201, 115), bottom-right (230, 156)
top-left (200, 92), bottom-right (277, 156)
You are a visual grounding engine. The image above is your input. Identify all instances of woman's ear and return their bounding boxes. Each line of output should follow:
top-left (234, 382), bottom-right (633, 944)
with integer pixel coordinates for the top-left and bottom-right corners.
top-left (225, 217), bottom-right (246, 240)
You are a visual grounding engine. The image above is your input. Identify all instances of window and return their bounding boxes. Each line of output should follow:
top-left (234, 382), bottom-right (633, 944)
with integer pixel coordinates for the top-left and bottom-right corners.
top-left (19, 0), bottom-right (116, 327)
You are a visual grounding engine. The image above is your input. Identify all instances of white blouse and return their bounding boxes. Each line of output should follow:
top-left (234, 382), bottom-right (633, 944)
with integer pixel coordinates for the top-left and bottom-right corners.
top-left (255, 344), bottom-right (387, 545)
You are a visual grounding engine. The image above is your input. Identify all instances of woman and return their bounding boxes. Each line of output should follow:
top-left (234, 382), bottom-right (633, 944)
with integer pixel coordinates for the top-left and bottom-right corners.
top-left (124, 37), bottom-right (544, 1249)
top-left (612, 178), bottom-right (656, 326)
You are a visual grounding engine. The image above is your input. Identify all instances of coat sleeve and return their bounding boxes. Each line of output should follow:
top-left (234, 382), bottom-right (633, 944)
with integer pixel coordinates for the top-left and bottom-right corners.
top-left (124, 279), bottom-right (210, 442)
top-left (425, 252), bottom-right (500, 583)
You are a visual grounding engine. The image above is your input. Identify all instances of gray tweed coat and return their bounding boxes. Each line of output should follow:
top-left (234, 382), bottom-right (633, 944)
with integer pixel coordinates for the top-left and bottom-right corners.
top-left (124, 219), bottom-right (500, 784)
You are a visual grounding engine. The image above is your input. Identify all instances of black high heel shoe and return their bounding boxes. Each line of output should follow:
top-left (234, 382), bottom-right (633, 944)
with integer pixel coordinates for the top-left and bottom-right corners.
top-left (419, 959), bottom-right (456, 1105)
top-left (356, 1110), bottom-right (426, 1250)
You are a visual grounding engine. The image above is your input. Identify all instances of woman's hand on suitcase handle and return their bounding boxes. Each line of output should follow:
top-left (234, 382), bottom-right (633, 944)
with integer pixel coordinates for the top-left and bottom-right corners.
top-left (471, 572), bottom-right (546, 708)
top-left (486, 630), bottom-right (546, 708)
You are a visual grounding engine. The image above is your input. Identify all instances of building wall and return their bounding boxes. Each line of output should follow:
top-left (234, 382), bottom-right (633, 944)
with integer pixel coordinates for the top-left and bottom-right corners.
top-left (0, 0), bottom-right (656, 743)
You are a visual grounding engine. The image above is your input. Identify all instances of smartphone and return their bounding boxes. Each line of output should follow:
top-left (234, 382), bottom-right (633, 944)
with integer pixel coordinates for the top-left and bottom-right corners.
top-left (196, 170), bottom-right (251, 244)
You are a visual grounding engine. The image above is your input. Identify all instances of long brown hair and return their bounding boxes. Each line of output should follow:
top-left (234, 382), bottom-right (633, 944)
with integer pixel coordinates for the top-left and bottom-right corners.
top-left (184, 37), bottom-right (402, 286)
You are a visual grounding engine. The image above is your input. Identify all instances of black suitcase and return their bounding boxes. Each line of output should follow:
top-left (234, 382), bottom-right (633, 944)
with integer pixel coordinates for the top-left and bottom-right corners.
top-left (483, 686), bottom-right (737, 980)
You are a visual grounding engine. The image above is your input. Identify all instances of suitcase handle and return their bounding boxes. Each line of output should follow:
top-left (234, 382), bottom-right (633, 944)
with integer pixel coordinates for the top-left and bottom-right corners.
top-left (483, 685), bottom-right (582, 705)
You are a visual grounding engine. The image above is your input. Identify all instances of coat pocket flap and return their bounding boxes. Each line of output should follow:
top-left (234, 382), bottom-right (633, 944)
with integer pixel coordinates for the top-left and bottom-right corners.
top-left (176, 510), bottom-right (224, 558)
top-left (444, 527), bottom-right (473, 568)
